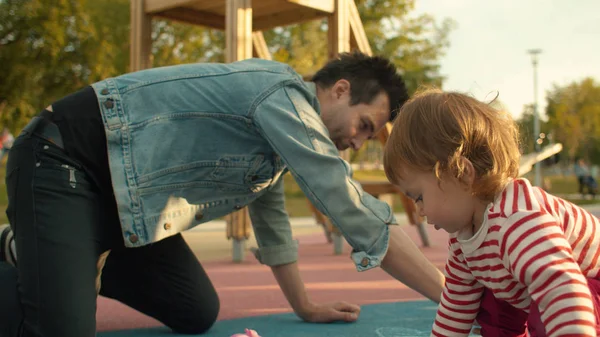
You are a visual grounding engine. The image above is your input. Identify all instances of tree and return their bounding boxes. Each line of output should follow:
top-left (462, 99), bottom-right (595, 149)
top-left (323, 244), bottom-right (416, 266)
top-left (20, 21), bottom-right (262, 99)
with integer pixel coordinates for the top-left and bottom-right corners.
top-left (151, 21), bottom-right (225, 67)
top-left (263, 0), bottom-right (456, 95)
top-left (356, 0), bottom-right (456, 94)
top-left (516, 104), bottom-right (553, 155)
top-left (0, 0), bottom-right (99, 129)
top-left (545, 77), bottom-right (600, 163)
top-left (0, 0), bottom-right (456, 129)
top-left (82, 0), bottom-right (131, 79)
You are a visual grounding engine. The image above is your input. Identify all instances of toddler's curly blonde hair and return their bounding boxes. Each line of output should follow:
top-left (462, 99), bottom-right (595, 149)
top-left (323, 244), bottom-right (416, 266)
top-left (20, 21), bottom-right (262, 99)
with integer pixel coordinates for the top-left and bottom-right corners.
top-left (383, 87), bottom-right (521, 202)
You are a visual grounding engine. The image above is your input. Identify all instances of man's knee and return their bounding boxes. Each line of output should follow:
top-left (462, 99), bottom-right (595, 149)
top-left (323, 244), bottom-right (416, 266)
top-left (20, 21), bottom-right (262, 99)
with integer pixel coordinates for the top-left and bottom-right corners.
top-left (0, 262), bottom-right (22, 336)
top-left (169, 297), bottom-right (220, 335)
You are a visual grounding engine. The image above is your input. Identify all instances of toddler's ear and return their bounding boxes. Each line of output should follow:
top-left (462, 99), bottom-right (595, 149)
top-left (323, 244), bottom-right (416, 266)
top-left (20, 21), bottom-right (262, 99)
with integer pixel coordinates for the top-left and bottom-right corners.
top-left (458, 156), bottom-right (476, 188)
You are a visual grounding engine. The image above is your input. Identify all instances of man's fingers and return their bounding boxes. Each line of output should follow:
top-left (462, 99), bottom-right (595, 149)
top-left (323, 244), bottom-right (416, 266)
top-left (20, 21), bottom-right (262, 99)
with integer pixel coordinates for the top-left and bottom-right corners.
top-left (328, 309), bottom-right (358, 322)
top-left (330, 302), bottom-right (360, 322)
top-left (343, 311), bottom-right (359, 322)
top-left (333, 301), bottom-right (361, 314)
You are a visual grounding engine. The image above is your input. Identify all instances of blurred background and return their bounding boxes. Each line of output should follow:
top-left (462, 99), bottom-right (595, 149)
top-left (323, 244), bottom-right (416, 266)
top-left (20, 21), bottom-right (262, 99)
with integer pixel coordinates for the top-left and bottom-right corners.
top-left (0, 0), bottom-right (599, 223)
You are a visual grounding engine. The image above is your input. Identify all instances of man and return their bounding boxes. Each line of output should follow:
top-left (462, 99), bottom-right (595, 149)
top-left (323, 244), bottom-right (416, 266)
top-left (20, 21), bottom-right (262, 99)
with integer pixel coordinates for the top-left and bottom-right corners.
top-left (0, 52), bottom-right (445, 337)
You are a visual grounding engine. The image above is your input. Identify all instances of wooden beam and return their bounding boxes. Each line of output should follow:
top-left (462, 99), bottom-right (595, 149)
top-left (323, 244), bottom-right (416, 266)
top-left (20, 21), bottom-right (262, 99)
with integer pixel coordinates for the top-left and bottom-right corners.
top-left (252, 8), bottom-right (327, 31)
top-left (252, 31), bottom-right (272, 60)
top-left (189, 1), bottom-right (226, 12)
top-left (145, 0), bottom-right (210, 14)
top-left (154, 7), bottom-right (225, 29)
top-left (225, 0), bottom-right (254, 263)
top-left (226, 0), bottom-right (253, 62)
top-left (130, 0), bottom-right (153, 71)
top-left (348, 0), bottom-right (372, 55)
top-left (284, 0), bottom-right (334, 13)
top-left (327, 0), bottom-right (350, 60)
top-left (328, 0), bottom-right (350, 161)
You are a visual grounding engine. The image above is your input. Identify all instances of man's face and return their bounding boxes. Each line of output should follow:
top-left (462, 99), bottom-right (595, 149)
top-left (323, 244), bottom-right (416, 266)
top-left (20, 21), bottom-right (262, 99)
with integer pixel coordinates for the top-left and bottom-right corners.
top-left (320, 80), bottom-right (391, 151)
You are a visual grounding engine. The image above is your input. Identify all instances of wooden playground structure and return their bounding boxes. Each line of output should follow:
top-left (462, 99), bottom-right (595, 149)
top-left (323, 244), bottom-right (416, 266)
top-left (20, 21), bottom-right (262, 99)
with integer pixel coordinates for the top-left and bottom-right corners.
top-left (129, 0), bottom-right (563, 262)
top-left (129, 0), bottom-right (430, 261)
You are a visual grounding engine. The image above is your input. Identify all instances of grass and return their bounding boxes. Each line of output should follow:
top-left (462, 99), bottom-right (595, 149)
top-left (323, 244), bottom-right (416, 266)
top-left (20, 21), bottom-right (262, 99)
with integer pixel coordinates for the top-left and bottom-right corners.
top-left (0, 162), bottom-right (596, 226)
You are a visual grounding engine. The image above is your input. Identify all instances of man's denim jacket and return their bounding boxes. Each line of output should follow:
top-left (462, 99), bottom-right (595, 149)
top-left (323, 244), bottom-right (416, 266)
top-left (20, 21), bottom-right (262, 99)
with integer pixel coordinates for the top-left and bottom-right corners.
top-left (90, 58), bottom-right (396, 271)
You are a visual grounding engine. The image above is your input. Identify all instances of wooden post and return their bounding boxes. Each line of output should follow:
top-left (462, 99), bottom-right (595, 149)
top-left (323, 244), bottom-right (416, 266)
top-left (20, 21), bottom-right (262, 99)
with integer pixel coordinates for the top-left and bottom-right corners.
top-left (252, 31), bottom-right (272, 60)
top-left (130, 0), bottom-right (153, 71)
top-left (348, 0), bottom-right (372, 55)
top-left (225, 0), bottom-right (254, 263)
top-left (225, 0), bottom-right (253, 63)
top-left (326, 0), bottom-right (350, 255)
top-left (328, 0), bottom-right (350, 60)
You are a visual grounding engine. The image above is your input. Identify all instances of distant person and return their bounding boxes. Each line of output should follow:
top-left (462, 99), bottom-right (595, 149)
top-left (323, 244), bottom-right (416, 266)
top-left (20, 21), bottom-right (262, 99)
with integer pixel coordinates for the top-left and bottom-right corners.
top-left (383, 88), bottom-right (600, 336)
top-left (0, 128), bottom-right (14, 161)
top-left (0, 52), bottom-right (446, 337)
top-left (575, 158), bottom-right (598, 198)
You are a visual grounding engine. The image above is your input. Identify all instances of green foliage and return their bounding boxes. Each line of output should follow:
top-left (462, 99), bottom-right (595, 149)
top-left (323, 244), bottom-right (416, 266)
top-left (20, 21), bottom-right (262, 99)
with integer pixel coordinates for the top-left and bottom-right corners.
top-left (516, 104), bottom-right (551, 155)
top-left (544, 77), bottom-right (600, 163)
top-left (263, 0), bottom-right (457, 95)
top-left (151, 21), bottom-right (226, 66)
top-left (0, 0), bottom-right (455, 129)
top-left (83, 0), bottom-right (131, 78)
top-left (356, 0), bottom-right (457, 94)
top-left (0, 0), bottom-right (99, 130)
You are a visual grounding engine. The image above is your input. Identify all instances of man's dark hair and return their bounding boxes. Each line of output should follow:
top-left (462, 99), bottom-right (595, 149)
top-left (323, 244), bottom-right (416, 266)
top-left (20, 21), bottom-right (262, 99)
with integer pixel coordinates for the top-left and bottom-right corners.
top-left (312, 51), bottom-right (409, 122)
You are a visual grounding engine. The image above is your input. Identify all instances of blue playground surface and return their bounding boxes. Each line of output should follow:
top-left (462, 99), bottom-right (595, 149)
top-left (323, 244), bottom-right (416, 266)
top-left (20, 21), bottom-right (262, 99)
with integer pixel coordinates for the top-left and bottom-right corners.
top-left (98, 300), bottom-right (479, 337)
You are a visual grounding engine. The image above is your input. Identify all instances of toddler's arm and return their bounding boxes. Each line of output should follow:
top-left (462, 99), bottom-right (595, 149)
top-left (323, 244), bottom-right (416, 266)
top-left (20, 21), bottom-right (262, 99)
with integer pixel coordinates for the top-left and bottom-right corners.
top-left (431, 239), bottom-right (484, 337)
top-left (502, 211), bottom-right (596, 336)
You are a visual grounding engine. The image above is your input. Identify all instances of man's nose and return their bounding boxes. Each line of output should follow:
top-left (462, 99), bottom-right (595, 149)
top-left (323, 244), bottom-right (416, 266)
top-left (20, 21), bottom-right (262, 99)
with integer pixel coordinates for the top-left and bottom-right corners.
top-left (350, 137), bottom-right (366, 151)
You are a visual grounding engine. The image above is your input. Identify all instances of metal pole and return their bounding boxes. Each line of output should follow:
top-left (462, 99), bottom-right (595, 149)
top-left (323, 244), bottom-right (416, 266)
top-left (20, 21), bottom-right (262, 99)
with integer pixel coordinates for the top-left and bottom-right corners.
top-left (528, 49), bottom-right (542, 187)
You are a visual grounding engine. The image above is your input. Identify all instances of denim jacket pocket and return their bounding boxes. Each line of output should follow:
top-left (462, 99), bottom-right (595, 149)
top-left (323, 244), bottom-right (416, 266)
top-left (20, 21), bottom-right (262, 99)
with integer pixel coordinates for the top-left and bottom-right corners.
top-left (245, 154), bottom-right (277, 193)
top-left (211, 155), bottom-right (267, 192)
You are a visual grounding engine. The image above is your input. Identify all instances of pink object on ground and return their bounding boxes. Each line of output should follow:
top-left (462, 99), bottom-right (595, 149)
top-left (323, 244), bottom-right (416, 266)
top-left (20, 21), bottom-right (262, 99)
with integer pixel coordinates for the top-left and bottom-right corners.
top-left (230, 328), bottom-right (261, 337)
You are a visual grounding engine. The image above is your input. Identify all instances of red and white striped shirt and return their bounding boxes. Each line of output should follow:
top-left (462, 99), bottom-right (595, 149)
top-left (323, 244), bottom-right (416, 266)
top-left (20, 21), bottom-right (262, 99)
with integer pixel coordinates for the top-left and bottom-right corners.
top-left (432, 178), bottom-right (600, 337)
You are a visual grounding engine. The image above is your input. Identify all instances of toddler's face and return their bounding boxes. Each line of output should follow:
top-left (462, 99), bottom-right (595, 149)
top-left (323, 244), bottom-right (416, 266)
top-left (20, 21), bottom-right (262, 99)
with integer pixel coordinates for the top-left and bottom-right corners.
top-left (394, 168), bottom-right (476, 234)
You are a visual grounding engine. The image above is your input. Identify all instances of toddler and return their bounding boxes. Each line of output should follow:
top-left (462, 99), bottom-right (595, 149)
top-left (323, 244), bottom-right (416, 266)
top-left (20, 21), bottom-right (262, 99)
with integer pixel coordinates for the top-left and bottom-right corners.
top-left (383, 88), bottom-right (600, 337)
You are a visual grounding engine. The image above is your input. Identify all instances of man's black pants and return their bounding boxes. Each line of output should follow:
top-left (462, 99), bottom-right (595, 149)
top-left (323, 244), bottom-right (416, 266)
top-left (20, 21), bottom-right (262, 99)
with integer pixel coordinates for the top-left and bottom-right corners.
top-left (0, 128), bottom-right (220, 336)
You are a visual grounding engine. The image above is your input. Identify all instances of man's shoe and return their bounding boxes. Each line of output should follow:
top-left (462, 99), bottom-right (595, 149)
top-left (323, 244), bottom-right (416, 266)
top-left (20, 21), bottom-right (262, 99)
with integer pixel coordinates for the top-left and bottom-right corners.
top-left (0, 224), bottom-right (16, 267)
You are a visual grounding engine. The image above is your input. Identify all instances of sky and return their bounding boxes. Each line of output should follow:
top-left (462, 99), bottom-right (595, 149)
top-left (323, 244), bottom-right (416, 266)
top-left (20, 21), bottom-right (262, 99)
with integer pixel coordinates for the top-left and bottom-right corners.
top-left (412, 0), bottom-right (600, 120)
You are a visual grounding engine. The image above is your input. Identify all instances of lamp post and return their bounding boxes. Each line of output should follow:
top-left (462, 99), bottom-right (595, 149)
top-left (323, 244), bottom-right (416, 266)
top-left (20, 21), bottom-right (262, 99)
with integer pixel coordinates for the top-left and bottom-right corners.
top-left (528, 49), bottom-right (542, 187)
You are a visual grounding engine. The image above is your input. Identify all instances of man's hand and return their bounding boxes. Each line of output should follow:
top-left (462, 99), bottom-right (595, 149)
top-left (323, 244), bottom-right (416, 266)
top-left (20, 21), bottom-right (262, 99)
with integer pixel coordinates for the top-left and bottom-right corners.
top-left (296, 301), bottom-right (360, 323)
top-left (270, 261), bottom-right (361, 323)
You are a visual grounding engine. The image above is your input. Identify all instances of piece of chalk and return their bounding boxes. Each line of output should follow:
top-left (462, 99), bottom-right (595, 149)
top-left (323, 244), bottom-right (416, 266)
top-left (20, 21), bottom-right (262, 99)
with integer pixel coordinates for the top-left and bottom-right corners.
top-left (230, 328), bottom-right (261, 337)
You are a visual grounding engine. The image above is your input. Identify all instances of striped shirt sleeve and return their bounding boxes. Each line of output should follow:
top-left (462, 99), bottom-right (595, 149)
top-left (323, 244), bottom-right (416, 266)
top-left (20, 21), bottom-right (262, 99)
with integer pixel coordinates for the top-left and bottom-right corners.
top-left (500, 211), bottom-right (597, 336)
top-left (431, 240), bottom-right (484, 337)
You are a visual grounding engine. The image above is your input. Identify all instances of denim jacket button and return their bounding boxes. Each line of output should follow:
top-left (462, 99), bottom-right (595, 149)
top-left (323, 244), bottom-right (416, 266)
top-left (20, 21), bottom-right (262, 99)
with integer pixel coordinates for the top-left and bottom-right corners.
top-left (129, 234), bottom-right (139, 244)
top-left (163, 222), bottom-right (171, 230)
top-left (360, 257), bottom-right (370, 267)
top-left (104, 99), bottom-right (114, 109)
top-left (195, 212), bottom-right (204, 221)
top-left (101, 88), bottom-right (109, 95)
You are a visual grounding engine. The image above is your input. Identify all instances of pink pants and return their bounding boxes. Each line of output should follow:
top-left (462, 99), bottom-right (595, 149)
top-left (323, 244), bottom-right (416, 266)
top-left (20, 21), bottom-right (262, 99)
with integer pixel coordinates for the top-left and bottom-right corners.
top-left (476, 278), bottom-right (600, 336)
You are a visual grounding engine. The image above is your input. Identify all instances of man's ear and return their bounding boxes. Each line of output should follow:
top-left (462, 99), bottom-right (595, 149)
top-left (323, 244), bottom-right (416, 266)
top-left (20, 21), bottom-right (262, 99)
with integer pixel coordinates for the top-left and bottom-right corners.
top-left (331, 79), bottom-right (351, 100)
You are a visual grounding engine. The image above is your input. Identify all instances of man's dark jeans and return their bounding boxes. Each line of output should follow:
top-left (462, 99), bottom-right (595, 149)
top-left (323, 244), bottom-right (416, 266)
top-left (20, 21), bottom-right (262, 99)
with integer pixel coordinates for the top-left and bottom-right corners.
top-left (0, 131), bottom-right (220, 337)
